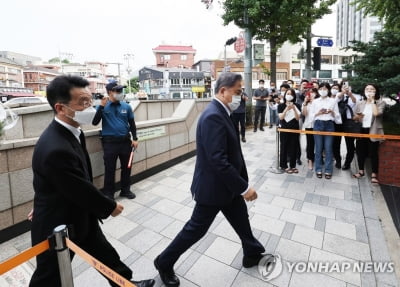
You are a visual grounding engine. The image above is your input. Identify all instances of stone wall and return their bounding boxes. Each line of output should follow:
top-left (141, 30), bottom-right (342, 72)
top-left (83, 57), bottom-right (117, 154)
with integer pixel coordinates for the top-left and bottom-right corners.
top-left (0, 99), bottom-right (210, 232)
top-left (379, 140), bottom-right (400, 187)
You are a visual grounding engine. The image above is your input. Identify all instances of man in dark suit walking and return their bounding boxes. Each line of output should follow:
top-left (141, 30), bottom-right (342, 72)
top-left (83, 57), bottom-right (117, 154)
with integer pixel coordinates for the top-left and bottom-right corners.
top-left (29, 75), bottom-right (154, 287)
top-left (154, 73), bottom-right (265, 287)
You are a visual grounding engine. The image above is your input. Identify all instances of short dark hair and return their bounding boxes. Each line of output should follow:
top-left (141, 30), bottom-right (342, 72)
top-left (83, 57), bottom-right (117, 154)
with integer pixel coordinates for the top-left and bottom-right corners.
top-left (318, 82), bottom-right (332, 97)
top-left (258, 79), bottom-right (265, 84)
top-left (47, 75), bottom-right (90, 112)
top-left (362, 83), bottom-right (381, 100)
top-left (214, 72), bottom-right (242, 94)
top-left (280, 83), bottom-right (290, 90)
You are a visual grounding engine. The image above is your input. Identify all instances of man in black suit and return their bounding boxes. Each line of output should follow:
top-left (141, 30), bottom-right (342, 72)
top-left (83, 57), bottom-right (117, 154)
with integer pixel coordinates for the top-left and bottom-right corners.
top-left (29, 75), bottom-right (154, 287)
top-left (154, 73), bottom-right (265, 287)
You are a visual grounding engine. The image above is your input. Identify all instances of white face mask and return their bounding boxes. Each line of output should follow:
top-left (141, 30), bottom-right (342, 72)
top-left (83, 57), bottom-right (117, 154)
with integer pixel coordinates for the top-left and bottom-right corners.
top-left (319, 90), bottom-right (328, 97)
top-left (285, 94), bottom-right (294, 102)
top-left (259, 85), bottom-right (264, 89)
top-left (331, 89), bottom-right (339, 95)
top-left (228, 95), bottom-right (241, 111)
top-left (114, 93), bottom-right (125, 101)
top-left (64, 105), bottom-right (96, 125)
top-left (280, 91), bottom-right (285, 96)
top-left (365, 91), bottom-right (375, 98)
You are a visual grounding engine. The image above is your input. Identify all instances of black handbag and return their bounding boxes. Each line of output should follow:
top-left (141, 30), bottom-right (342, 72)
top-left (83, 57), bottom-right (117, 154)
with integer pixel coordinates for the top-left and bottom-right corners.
top-left (343, 108), bottom-right (362, 134)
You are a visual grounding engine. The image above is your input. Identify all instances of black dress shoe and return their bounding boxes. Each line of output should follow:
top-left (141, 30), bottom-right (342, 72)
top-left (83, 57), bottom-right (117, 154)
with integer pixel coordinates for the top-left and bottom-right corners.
top-left (253, 128), bottom-right (257, 132)
top-left (260, 127), bottom-right (265, 131)
top-left (154, 256), bottom-right (180, 287)
top-left (131, 279), bottom-right (155, 287)
top-left (335, 162), bottom-right (341, 169)
top-left (242, 254), bottom-right (263, 268)
top-left (241, 137), bottom-right (246, 143)
top-left (342, 164), bottom-right (350, 170)
top-left (120, 190), bottom-right (136, 199)
top-left (297, 159), bottom-right (302, 165)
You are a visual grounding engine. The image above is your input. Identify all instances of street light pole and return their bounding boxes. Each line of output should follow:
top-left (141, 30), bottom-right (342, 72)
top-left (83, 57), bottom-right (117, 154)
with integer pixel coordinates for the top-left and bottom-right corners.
top-left (224, 37), bottom-right (237, 72)
top-left (124, 53), bottom-right (134, 94)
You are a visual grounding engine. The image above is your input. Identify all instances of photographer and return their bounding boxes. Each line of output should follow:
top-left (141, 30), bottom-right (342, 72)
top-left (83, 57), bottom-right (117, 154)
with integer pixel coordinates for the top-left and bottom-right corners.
top-left (92, 81), bottom-right (138, 200)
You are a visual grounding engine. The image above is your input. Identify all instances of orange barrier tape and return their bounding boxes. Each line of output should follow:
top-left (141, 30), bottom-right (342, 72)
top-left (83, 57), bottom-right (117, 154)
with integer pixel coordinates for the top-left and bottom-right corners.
top-left (278, 128), bottom-right (400, 140)
top-left (66, 238), bottom-right (135, 287)
top-left (0, 239), bottom-right (49, 275)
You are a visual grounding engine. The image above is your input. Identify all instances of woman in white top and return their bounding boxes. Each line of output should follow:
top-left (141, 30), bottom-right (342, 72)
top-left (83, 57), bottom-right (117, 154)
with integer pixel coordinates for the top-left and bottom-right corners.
top-left (309, 83), bottom-right (341, 179)
top-left (302, 87), bottom-right (320, 170)
top-left (352, 84), bottom-right (386, 184)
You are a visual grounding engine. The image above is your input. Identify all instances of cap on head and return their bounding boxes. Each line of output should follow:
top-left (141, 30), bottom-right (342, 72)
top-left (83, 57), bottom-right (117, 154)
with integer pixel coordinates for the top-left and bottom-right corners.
top-left (106, 81), bottom-right (127, 92)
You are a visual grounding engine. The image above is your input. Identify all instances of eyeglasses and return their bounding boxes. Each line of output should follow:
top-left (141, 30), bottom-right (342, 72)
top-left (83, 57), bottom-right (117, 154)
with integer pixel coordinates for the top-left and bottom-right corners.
top-left (78, 99), bottom-right (93, 108)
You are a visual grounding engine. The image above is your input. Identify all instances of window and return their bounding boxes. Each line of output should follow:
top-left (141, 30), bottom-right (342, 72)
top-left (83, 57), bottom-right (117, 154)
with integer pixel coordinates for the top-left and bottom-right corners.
top-left (181, 55), bottom-right (187, 60)
top-left (339, 56), bottom-right (350, 64)
top-left (276, 72), bottom-right (288, 80)
top-left (182, 79), bottom-right (191, 86)
top-left (164, 55), bottom-right (171, 60)
top-left (252, 72), bottom-right (258, 79)
top-left (318, 70), bottom-right (332, 79)
top-left (321, 55), bottom-right (332, 64)
top-left (170, 78), bottom-right (180, 85)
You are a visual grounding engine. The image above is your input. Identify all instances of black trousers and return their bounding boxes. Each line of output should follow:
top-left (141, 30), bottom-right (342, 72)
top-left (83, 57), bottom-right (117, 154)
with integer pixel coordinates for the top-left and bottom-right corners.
top-left (30, 223), bottom-right (132, 287)
top-left (102, 140), bottom-right (132, 194)
top-left (333, 123), bottom-right (343, 162)
top-left (254, 106), bottom-right (266, 129)
top-left (232, 112), bottom-right (246, 138)
top-left (280, 130), bottom-right (299, 169)
top-left (157, 196), bottom-right (265, 269)
top-left (305, 128), bottom-right (315, 161)
top-left (356, 128), bottom-right (380, 173)
top-left (343, 119), bottom-right (356, 165)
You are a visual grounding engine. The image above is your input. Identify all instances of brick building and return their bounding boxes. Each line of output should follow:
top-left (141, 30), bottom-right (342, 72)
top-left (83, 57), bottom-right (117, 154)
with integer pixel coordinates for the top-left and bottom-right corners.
top-left (153, 45), bottom-right (196, 68)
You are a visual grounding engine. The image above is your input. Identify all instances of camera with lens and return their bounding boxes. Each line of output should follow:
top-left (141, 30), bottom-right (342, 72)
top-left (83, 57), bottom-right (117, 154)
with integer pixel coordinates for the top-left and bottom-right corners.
top-left (94, 93), bottom-right (104, 99)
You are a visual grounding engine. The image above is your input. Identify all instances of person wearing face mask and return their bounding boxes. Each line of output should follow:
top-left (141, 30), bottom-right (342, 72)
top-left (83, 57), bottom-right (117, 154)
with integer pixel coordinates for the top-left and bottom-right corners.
top-left (352, 84), bottom-right (386, 184)
top-left (334, 82), bottom-right (358, 170)
top-left (302, 87), bottom-right (320, 170)
top-left (154, 73), bottom-right (265, 287)
top-left (309, 82), bottom-right (341, 179)
top-left (92, 81), bottom-right (139, 200)
top-left (232, 87), bottom-right (249, 142)
top-left (29, 76), bottom-right (155, 287)
top-left (278, 88), bottom-right (301, 173)
top-left (253, 79), bottom-right (269, 132)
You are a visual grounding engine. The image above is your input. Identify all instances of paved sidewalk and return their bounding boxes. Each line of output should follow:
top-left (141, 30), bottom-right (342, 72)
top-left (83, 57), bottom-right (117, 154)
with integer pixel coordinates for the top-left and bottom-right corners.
top-left (1, 127), bottom-right (399, 287)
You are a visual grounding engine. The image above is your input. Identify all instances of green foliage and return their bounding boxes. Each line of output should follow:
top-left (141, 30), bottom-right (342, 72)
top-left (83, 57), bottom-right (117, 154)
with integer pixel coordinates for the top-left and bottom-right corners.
top-left (48, 57), bottom-right (70, 64)
top-left (221, 0), bottom-right (335, 82)
top-left (351, 0), bottom-right (400, 31)
top-left (343, 30), bottom-right (400, 134)
top-left (126, 77), bottom-right (139, 93)
top-left (344, 30), bottom-right (400, 96)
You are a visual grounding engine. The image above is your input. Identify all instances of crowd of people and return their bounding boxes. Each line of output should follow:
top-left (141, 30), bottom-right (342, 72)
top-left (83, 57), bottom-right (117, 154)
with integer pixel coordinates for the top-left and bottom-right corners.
top-left (28, 73), bottom-right (386, 287)
top-left (246, 78), bottom-right (386, 183)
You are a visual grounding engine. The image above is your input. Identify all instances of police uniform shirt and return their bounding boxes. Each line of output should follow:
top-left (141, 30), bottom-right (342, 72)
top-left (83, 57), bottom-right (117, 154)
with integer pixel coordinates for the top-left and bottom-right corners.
top-left (98, 101), bottom-right (134, 137)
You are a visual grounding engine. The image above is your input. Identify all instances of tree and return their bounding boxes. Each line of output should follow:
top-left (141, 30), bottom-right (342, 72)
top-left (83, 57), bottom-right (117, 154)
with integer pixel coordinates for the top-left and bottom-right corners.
top-left (221, 0), bottom-right (335, 83)
top-left (343, 30), bottom-right (400, 96)
top-left (48, 57), bottom-right (70, 64)
top-left (126, 77), bottom-right (139, 93)
top-left (344, 30), bottom-right (400, 134)
top-left (351, 0), bottom-right (400, 31)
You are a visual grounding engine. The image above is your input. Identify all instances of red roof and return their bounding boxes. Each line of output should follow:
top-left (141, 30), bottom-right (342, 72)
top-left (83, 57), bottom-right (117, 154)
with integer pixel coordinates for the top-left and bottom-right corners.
top-left (152, 45), bottom-right (196, 53)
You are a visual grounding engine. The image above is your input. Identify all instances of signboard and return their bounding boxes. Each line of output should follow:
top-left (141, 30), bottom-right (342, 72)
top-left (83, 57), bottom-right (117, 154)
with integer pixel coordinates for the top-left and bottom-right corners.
top-left (253, 44), bottom-right (265, 60)
top-left (137, 126), bottom-right (166, 141)
top-left (234, 32), bottom-right (245, 53)
top-left (317, 38), bottom-right (333, 47)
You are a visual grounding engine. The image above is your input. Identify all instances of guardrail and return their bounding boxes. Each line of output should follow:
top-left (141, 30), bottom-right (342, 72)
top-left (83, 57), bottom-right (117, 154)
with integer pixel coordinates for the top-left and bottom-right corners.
top-left (0, 225), bottom-right (136, 287)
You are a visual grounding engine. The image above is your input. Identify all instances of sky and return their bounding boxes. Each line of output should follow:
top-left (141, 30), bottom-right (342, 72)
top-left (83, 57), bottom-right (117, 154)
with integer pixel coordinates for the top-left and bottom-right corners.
top-left (2, 0), bottom-right (336, 75)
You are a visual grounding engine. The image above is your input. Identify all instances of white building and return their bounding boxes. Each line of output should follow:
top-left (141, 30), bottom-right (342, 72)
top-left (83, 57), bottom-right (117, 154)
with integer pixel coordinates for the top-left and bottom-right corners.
top-left (336, 0), bottom-right (383, 47)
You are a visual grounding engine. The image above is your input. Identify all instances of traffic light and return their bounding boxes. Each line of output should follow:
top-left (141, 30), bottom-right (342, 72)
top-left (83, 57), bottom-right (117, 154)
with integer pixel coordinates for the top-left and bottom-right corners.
top-left (312, 47), bottom-right (321, 70)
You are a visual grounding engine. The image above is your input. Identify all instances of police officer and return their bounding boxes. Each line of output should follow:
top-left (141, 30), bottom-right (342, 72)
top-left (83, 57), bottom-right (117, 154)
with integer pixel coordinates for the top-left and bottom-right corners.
top-left (253, 79), bottom-right (269, 132)
top-left (93, 81), bottom-right (139, 200)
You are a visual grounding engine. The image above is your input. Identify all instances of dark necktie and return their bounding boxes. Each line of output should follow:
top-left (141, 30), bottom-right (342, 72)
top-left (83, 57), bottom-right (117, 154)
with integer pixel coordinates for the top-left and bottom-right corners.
top-left (79, 130), bottom-right (87, 150)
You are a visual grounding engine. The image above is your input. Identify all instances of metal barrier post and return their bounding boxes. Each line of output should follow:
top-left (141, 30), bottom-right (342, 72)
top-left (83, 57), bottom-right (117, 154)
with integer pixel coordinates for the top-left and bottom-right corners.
top-left (269, 127), bottom-right (284, 174)
top-left (53, 225), bottom-right (74, 287)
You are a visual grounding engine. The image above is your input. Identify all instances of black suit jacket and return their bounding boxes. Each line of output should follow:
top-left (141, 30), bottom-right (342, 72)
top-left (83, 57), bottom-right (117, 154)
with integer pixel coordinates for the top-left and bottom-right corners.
top-left (190, 100), bottom-right (248, 206)
top-left (31, 120), bottom-right (116, 245)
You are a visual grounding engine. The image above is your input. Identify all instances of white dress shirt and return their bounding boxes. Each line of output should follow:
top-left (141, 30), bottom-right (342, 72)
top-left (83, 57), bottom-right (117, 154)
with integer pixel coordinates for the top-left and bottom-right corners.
top-left (55, 117), bottom-right (82, 143)
top-left (310, 97), bottom-right (341, 124)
